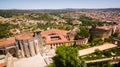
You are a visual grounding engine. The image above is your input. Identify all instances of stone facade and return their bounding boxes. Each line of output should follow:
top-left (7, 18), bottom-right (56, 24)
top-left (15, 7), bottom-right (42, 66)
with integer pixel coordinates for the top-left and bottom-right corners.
top-left (16, 36), bottom-right (42, 58)
top-left (0, 29), bottom-right (89, 58)
top-left (0, 31), bottom-right (43, 58)
top-left (90, 25), bottom-right (112, 40)
top-left (41, 29), bottom-right (89, 49)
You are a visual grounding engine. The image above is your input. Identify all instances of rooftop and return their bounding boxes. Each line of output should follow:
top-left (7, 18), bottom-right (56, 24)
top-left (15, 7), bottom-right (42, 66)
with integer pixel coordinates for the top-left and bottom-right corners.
top-left (46, 35), bottom-right (69, 44)
top-left (0, 37), bottom-right (15, 47)
top-left (0, 33), bottom-right (35, 47)
top-left (41, 29), bottom-right (70, 45)
top-left (15, 33), bottom-right (34, 40)
top-left (41, 29), bottom-right (69, 37)
top-left (0, 62), bottom-right (6, 67)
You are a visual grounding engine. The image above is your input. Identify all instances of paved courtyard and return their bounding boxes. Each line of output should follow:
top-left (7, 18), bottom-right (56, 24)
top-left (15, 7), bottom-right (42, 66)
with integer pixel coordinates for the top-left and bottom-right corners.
top-left (13, 49), bottom-right (56, 67)
top-left (14, 53), bottom-right (47, 67)
top-left (79, 43), bottom-right (117, 56)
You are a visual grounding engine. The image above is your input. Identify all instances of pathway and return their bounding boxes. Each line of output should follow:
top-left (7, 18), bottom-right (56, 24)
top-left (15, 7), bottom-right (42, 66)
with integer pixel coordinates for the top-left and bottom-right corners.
top-left (86, 56), bottom-right (120, 63)
top-left (79, 43), bottom-right (117, 56)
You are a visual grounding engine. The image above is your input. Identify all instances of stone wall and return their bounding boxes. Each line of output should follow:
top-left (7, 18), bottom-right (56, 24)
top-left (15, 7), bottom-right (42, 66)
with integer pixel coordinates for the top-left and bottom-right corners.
top-left (16, 37), bottom-right (42, 58)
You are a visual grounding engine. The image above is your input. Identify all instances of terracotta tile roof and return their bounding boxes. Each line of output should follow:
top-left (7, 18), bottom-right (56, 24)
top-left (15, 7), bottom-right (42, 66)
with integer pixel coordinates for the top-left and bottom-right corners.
top-left (0, 62), bottom-right (7, 67)
top-left (41, 29), bottom-right (71, 45)
top-left (0, 33), bottom-right (34, 47)
top-left (0, 37), bottom-right (15, 47)
top-left (41, 29), bottom-right (69, 37)
top-left (15, 33), bottom-right (34, 40)
top-left (46, 35), bottom-right (69, 44)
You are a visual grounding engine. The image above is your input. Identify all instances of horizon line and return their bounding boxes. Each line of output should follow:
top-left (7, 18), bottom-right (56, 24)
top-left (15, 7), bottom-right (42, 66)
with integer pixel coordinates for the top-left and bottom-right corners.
top-left (0, 7), bottom-right (120, 10)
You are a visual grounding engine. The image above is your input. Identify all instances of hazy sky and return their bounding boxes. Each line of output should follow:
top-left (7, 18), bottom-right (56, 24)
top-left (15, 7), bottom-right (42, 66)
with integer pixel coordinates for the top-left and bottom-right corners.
top-left (0, 0), bottom-right (120, 9)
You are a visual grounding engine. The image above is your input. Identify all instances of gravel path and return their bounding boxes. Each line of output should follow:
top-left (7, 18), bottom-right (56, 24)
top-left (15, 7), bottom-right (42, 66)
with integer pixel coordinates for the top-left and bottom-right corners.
top-left (79, 43), bottom-right (117, 56)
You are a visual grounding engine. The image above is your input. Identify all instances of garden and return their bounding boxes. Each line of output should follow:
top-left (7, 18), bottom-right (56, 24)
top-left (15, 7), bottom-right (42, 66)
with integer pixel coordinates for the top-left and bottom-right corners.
top-left (80, 47), bottom-right (120, 61)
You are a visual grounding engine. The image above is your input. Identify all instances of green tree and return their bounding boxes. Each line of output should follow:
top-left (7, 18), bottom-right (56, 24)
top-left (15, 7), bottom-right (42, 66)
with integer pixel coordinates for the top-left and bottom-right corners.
top-left (94, 49), bottom-right (103, 56)
top-left (0, 22), bottom-right (18, 38)
top-left (51, 45), bottom-right (81, 67)
top-left (91, 38), bottom-right (103, 46)
top-left (81, 60), bottom-right (87, 67)
top-left (104, 38), bottom-right (112, 43)
top-left (112, 32), bottom-right (119, 37)
top-left (77, 26), bottom-right (90, 38)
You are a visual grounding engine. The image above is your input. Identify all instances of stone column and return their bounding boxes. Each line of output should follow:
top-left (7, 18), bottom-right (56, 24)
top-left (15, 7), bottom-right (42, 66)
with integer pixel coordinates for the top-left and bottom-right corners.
top-left (34, 40), bottom-right (39, 54)
top-left (23, 42), bottom-right (30, 57)
top-left (29, 41), bottom-right (36, 56)
top-left (19, 42), bottom-right (25, 58)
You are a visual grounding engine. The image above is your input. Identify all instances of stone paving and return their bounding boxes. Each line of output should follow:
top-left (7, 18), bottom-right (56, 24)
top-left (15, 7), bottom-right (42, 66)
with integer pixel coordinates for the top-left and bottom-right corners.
top-left (13, 48), bottom-right (56, 67)
top-left (41, 49), bottom-right (55, 65)
top-left (14, 53), bottom-right (47, 67)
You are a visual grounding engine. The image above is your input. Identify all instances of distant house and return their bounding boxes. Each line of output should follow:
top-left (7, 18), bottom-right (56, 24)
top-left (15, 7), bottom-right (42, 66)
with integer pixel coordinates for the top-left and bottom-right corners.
top-left (72, 19), bottom-right (82, 25)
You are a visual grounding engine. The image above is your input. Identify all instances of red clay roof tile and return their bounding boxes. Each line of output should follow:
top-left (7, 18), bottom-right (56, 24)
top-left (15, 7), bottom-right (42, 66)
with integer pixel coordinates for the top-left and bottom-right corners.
top-left (41, 29), bottom-right (70, 45)
top-left (0, 62), bottom-right (7, 67)
top-left (0, 37), bottom-right (15, 47)
top-left (15, 33), bottom-right (34, 40)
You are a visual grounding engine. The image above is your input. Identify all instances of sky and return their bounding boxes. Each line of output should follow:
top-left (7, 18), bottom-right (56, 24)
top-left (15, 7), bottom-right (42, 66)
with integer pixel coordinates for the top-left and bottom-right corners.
top-left (0, 0), bottom-right (120, 9)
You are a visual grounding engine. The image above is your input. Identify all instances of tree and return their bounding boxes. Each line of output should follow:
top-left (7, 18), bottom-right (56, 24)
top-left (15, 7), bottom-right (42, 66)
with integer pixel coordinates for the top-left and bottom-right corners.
top-left (104, 38), bottom-right (112, 43)
top-left (51, 45), bottom-right (81, 67)
top-left (66, 18), bottom-right (73, 25)
top-left (112, 32), bottom-right (119, 37)
top-left (77, 26), bottom-right (90, 38)
top-left (81, 60), bottom-right (87, 67)
top-left (91, 38), bottom-right (103, 46)
top-left (0, 22), bottom-right (17, 38)
top-left (94, 49), bottom-right (102, 56)
top-left (79, 15), bottom-right (93, 26)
